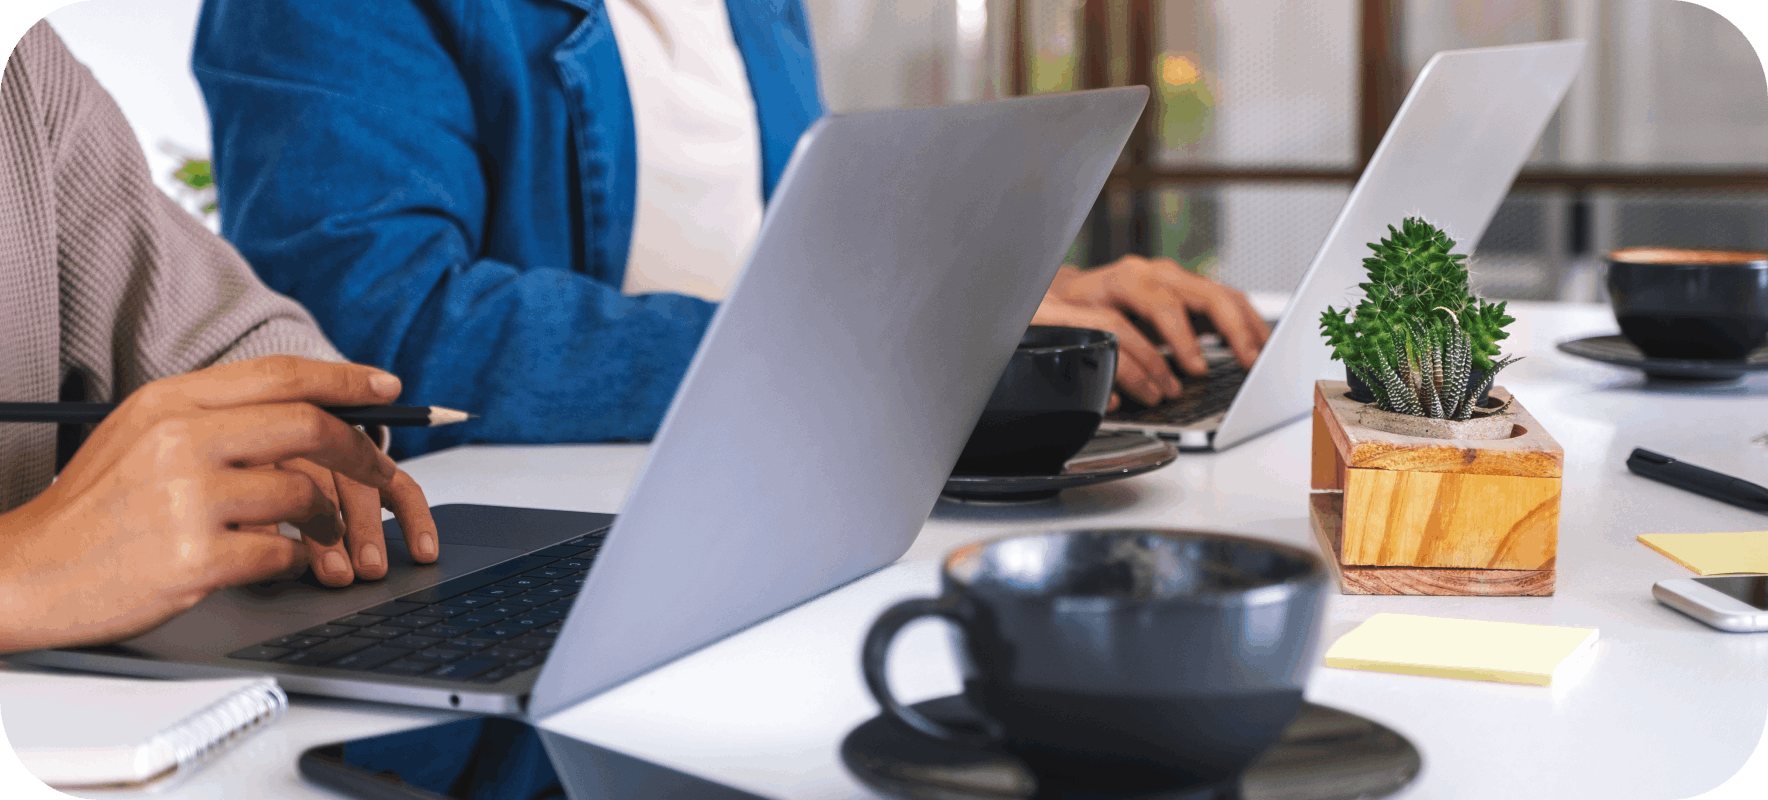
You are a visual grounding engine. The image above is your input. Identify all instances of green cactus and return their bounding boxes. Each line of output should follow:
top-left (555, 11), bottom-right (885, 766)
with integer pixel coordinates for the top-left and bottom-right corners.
top-left (1460, 298), bottom-right (1515, 372)
top-left (1315, 216), bottom-right (1520, 407)
top-left (1355, 217), bottom-right (1470, 323)
top-left (1352, 314), bottom-right (1517, 420)
top-left (1318, 218), bottom-right (1520, 418)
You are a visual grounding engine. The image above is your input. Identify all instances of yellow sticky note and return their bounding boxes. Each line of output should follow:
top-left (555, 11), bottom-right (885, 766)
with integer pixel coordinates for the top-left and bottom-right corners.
top-left (1323, 613), bottom-right (1599, 686)
top-left (1637, 531), bottom-right (1768, 575)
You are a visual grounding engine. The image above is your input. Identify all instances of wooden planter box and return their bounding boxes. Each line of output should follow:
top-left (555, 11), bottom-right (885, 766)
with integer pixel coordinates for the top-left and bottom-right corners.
top-left (1309, 380), bottom-right (1562, 596)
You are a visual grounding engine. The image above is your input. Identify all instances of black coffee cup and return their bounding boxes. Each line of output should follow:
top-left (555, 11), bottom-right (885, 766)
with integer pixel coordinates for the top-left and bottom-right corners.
top-left (952, 326), bottom-right (1116, 476)
top-left (862, 529), bottom-right (1326, 793)
top-left (1606, 247), bottom-right (1768, 360)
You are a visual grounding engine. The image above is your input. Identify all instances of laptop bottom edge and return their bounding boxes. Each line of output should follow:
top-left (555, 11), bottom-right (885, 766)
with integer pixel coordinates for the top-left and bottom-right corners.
top-left (11, 648), bottom-right (526, 715)
top-left (1099, 418), bottom-right (1222, 452)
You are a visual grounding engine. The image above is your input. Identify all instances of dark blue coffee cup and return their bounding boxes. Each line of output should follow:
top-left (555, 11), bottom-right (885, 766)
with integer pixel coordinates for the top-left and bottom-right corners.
top-left (1607, 247), bottom-right (1768, 360)
top-left (862, 529), bottom-right (1326, 792)
top-left (952, 326), bottom-right (1117, 477)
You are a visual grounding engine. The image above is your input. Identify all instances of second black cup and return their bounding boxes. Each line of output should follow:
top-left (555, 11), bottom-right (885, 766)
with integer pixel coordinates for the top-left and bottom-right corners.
top-left (952, 326), bottom-right (1117, 476)
top-left (1607, 247), bottom-right (1768, 360)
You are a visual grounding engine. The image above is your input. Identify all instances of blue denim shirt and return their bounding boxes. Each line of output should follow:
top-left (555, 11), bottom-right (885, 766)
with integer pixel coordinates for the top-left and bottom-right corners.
top-left (193, 0), bottom-right (823, 455)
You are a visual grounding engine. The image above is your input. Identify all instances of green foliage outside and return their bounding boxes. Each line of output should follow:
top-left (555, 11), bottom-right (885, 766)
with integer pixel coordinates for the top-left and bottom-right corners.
top-left (1159, 82), bottom-right (1212, 149)
top-left (1156, 52), bottom-right (1212, 150)
top-left (1155, 189), bottom-right (1216, 277)
top-left (1319, 218), bottom-right (1519, 419)
top-left (1031, 51), bottom-right (1076, 94)
top-left (173, 158), bottom-right (218, 214)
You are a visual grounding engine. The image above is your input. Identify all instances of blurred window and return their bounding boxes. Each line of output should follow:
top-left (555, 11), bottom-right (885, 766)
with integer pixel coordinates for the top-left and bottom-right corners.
top-left (803, 0), bottom-right (1768, 302)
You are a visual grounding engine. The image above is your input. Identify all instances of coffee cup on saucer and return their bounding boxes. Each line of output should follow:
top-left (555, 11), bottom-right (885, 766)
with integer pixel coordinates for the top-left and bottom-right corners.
top-left (861, 529), bottom-right (1326, 793)
top-left (952, 326), bottom-right (1117, 477)
top-left (1606, 247), bottom-right (1768, 360)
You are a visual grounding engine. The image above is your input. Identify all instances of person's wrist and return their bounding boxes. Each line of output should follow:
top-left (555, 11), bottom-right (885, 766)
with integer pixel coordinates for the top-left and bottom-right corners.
top-left (1031, 295), bottom-right (1087, 326)
top-left (1046, 265), bottom-right (1083, 296)
top-left (0, 503), bottom-right (63, 654)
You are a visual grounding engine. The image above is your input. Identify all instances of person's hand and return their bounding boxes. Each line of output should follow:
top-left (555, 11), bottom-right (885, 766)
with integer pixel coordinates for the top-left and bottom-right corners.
top-left (59, 356), bottom-right (438, 588)
top-left (277, 456), bottom-right (430, 584)
top-left (1030, 296), bottom-right (1169, 410)
top-left (1035, 256), bottom-right (1270, 405)
top-left (0, 357), bottom-right (438, 653)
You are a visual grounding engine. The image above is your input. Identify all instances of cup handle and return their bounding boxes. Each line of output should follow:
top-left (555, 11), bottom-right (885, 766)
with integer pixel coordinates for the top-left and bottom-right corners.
top-left (861, 596), bottom-right (997, 747)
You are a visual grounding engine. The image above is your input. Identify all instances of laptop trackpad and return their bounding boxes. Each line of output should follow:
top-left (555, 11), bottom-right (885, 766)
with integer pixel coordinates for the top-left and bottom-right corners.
top-left (118, 538), bottom-right (529, 662)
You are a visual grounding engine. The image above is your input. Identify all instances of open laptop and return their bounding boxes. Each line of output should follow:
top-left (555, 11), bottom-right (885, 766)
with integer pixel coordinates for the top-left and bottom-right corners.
top-left (1101, 40), bottom-right (1586, 452)
top-left (17, 87), bottom-right (1150, 717)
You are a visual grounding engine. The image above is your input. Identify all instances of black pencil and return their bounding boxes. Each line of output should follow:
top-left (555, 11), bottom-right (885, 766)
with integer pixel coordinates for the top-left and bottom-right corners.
top-left (0, 402), bottom-right (475, 428)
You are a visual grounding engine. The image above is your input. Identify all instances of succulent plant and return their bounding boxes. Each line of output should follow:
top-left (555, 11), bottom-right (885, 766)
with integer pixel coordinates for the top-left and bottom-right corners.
top-left (1320, 217), bottom-right (1520, 419)
top-left (1347, 311), bottom-right (1519, 420)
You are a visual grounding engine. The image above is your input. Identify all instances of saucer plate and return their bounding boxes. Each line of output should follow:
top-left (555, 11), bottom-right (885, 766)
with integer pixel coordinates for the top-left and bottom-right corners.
top-left (942, 430), bottom-right (1178, 502)
top-left (1557, 335), bottom-right (1768, 380)
top-left (841, 695), bottom-right (1420, 800)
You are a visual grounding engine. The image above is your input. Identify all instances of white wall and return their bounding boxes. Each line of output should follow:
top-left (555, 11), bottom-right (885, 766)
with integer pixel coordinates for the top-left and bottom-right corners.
top-left (45, 0), bottom-right (208, 203)
top-left (802, 0), bottom-right (996, 112)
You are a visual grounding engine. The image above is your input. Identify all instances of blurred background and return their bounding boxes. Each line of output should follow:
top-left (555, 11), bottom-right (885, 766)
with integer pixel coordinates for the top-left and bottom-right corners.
top-left (43, 0), bottom-right (1768, 304)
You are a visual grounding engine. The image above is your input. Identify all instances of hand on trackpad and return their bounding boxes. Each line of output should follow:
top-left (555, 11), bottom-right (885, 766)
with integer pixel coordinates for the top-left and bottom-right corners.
top-left (235, 539), bottom-right (518, 601)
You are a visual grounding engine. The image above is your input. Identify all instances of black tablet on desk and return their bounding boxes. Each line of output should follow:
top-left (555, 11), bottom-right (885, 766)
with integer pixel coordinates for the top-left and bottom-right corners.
top-left (299, 717), bottom-right (765, 800)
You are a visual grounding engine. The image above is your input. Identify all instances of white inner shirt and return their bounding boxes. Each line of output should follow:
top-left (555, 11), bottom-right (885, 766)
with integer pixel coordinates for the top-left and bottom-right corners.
top-left (607, 0), bottom-right (764, 302)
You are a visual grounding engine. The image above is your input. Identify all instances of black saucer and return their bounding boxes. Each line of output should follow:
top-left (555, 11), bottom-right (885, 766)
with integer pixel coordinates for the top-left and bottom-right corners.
top-left (1557, 334), bottom-right (1768, 380)
top-left (942, 430), bottom-right (1178, 503)
top-left (841, 696), bottom-right (1419, 800)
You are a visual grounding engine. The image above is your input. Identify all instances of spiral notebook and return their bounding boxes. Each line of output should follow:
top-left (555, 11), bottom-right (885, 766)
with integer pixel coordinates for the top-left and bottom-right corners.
top-left (0, 670), bottom-right (286, 788)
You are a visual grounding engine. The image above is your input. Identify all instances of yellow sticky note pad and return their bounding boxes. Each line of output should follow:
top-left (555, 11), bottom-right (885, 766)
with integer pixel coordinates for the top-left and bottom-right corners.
top-left (1323, 613), bottom-right (1599, 686)
top-left (1637, 531), bottom-right (1768, 575)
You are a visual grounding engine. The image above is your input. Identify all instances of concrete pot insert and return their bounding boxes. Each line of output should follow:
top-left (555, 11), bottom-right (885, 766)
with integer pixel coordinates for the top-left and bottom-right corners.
top-left (1353, 404), bottom-right (1515, 440)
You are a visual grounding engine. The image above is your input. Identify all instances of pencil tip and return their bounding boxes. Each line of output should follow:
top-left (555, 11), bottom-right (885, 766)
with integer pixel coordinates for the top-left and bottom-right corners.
top-left (428, 407), bottom-right (475, 427)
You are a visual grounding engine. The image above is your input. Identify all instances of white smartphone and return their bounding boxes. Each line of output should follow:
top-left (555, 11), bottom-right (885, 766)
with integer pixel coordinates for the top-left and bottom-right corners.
top-left (1654, 576), bottom-right (1768, 631)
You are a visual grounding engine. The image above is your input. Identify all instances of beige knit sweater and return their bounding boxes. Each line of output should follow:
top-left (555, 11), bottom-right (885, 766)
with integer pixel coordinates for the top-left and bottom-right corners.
top-left (0, 22), bottom-right (344, 512)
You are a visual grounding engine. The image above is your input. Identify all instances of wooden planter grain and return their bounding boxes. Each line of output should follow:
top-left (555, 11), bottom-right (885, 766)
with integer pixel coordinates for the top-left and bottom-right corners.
top-left (1309, 380), bottom-right (1562, 596)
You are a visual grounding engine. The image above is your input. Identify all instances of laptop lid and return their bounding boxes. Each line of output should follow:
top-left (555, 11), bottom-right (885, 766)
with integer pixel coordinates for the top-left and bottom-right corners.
top-left (529, 88), bottom-right (1150, 717)
top-left (1211, 40), bottom-right (1586, 451)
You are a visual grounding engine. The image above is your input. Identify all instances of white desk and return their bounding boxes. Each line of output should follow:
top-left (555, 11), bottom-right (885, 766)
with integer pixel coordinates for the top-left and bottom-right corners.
top-left (64, 301), bottom-right (1768, 799)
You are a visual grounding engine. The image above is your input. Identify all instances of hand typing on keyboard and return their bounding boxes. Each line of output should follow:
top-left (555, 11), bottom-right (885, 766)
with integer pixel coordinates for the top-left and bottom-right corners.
top-left (1033, 257), bottom-right (1269, 407)
top-left (1115, 359), bottom-right (1249, 425)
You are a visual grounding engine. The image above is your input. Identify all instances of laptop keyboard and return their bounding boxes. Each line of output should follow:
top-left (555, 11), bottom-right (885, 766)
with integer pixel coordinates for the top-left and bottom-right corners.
top-left (223, 531), bottom-right (608, 685)
top-left (1111, 358), bottom-right (1248, 427)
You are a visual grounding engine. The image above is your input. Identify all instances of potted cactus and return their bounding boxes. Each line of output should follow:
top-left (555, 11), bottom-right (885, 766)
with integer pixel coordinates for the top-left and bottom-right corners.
top-left (1307, 218), bottom-right (1562, 597)
top-left (1319, 217), bottom-right (1519, 435)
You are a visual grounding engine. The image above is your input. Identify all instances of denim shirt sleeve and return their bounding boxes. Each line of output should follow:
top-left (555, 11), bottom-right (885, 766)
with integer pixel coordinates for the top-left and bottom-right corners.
top-left (193, 0), bottom-right (720, 456)
top-left (727, 0), bottom-right (825, 200)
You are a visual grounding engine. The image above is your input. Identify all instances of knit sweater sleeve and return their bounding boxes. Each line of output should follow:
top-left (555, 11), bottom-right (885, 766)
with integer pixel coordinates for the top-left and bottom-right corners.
top-left (23, 21), bottom-right (343, 404)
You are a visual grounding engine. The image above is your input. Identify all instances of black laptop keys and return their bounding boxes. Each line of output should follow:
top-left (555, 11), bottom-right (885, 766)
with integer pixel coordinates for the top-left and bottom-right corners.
top-left (227, 533), bottom-right (606, 684)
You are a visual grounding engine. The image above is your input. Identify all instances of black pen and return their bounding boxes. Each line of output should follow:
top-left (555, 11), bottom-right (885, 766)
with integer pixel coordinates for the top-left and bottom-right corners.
top-left (0, 402), bottom-right (475, 428)
top-left (1626, 448), bottom-right (1768, 513)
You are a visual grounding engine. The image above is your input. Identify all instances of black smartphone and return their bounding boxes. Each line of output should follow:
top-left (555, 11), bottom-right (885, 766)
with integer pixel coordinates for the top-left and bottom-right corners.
top-left (298, 716), bottom-right (767, 800)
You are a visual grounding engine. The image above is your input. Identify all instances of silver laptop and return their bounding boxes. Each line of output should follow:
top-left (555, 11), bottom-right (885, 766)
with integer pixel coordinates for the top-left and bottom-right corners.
top-left (17, 87), bottom-right (1149, 716)
top-left (1101, 40), bottom-right (1586, 452)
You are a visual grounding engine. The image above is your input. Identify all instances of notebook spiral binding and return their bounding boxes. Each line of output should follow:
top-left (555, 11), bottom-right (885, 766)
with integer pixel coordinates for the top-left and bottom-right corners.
top-left (140, 681), bottom-right (288, 786)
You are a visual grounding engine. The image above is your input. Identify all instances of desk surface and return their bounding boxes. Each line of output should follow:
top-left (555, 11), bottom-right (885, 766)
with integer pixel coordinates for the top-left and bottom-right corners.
top-left (54, 300), bottom-right (1768, 800)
